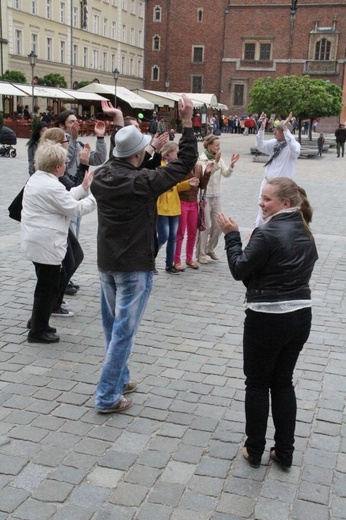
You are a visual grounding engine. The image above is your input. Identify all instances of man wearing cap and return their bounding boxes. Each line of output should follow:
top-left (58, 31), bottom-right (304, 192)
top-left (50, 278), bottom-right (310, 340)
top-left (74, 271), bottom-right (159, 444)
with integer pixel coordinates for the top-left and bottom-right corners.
top-left (255, 111), bottom-right (301, 226)
top-left (91, 94), bottom-right (197, 414)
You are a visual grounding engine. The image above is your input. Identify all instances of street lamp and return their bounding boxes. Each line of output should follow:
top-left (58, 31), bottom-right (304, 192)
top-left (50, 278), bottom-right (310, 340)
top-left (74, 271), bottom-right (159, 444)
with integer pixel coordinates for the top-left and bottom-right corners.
top-left (165, 79), bottom-right (170, 92)
top-left (113, 67), bottom-right (119, 108)
top-left (28, 50), bottom-right (37, 116)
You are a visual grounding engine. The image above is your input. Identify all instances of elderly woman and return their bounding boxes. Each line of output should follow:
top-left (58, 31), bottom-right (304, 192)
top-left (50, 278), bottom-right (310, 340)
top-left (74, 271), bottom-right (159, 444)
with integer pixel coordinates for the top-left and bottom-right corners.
top-left (218, 177), bottom-right (318, 469)
top-left (21, 141), bottom-right (96, 344)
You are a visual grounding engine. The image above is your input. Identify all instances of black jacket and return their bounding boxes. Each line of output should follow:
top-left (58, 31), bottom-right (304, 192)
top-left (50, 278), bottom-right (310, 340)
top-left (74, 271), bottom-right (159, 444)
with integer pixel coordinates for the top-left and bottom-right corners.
top-left (91, 127), bottom-right (197, 272)
top-left (335, 128), bottom-right (346, 144)
top-left (224, 211), bottom-right (318, 303)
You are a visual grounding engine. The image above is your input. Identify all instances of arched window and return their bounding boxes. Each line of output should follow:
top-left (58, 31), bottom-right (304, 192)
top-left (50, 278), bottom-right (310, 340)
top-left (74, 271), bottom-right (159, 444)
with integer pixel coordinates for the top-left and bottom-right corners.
top-left (315, 38), bottom-right (331, 60)
top-left (153, 6), bottom-right (161, 22)
top-left (152, 65), bottom-right (159, 81)
top-left (153, 35), bottom-right (160, 51)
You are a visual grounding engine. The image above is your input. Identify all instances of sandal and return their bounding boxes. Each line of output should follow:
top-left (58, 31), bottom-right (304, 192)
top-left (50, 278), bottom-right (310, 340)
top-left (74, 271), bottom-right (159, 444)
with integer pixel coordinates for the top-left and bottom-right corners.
top-left (174, 263), bottom-right (185, 272)
top-left (270, 448), bottom-right (291, 469)
top-left (186, 260), bottom-right (199, 270)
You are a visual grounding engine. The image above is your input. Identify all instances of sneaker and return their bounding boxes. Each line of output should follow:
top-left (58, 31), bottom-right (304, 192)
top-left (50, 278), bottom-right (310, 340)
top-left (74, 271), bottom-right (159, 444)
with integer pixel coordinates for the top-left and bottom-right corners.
top-left (61, 300), bottom-right (69, 308)
top-left (153, 268), bottom-right (158, 275)
top-left (70, 280), bottom-right (80, 290)
top-left (123, 380), bottom-right (138, 394)
top-left (51, 307), bottom-right (74, 317)
top-left (96, 395), bottom-right (133, 414)
top-left (64, 283), bottom-right (78, 296)
top-left (165, 266), bottom-right (180, 274)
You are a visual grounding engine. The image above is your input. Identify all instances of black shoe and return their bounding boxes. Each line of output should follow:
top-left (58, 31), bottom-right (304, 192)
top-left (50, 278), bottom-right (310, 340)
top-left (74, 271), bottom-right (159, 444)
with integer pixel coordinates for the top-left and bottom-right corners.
top-left (51, 307), bottom-right (74, 317)
top-left (26, 321), bottom-right (56, 333)
top-left (28, 331), bottom-right (60, 344)
top-left (165, 266), bottom-right (180, 274)
top-left (70, 280), bottom-right (80, 290)
top-left (153, 268), bottom-right (158, 275)
top-left (270, 448), bottom-right (292, 469)
top-left (243, 447), bottom-right (261, 468)
top-left (65, 283), bottom-right (78, 296)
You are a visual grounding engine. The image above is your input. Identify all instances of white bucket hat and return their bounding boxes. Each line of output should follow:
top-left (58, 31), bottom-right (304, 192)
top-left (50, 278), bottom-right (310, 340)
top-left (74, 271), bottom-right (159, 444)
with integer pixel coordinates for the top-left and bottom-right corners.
top-left (113, 125), bottom-right (151, 158)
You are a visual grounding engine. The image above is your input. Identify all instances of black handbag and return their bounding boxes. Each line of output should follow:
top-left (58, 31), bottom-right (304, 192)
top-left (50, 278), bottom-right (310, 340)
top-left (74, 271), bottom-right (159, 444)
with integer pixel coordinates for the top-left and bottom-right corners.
top-left (8, 187), bottom-right (24, 222)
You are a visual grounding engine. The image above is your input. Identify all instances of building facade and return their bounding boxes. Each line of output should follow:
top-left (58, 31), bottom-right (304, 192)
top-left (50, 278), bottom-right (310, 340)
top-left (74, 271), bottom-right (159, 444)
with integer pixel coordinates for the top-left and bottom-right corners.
top-left (0, 0), bottom-right (146, 91)
top-left (144, 0), bottom-right (346, 124)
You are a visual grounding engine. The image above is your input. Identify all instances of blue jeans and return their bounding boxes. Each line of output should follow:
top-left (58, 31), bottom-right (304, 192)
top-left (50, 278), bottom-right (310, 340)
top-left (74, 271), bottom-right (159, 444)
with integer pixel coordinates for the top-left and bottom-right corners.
top-left (157, 215), bottom-right (179, 268)
top-left (95, 269), bottom-right (153, 410)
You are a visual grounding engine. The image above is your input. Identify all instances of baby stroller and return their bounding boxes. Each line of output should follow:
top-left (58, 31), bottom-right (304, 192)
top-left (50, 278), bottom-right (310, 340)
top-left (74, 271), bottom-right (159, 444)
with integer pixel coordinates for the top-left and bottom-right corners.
top-left (0, 126), bottom-right (17, 157)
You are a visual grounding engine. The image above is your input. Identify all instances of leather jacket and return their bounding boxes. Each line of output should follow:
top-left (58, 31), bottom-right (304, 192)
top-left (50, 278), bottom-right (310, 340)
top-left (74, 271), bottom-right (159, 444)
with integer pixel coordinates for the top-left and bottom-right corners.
top-left (224, 211), bottom-right (318, 303)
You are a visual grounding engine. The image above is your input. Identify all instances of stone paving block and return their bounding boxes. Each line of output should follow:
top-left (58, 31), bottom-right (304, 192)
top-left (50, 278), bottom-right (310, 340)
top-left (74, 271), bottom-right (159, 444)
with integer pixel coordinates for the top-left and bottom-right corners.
top-left (87, 425), bottom-right (122, 442)
top-left (49, 465), bottom-right (89, 485)
top-left (87, 467), bottom-right (123, 488)
top-left (138, 450), bottom-right (171, 469)
top-left (68, 483), bottom-right (111, 509)
top-left (179, 490), bottom-right (217, 512)
top-left (11, 497), bottom-right (57, 519)
top-left (139, 407), bottom-right (170, 421)
top-left (136, 502), bottom-right (173, 520)
top-left (208, 440), bottom-right (238, 460)
top-left (32, 447), bottom-right (69, 467)
top-left (254, 497), bottom-right (291, 520)
top-left (2, 395), bottom-right (34, 410)
top-left (41, 431), bottom-right (80, 449)
top-left (161, 460), bottom-right (196, 484)
top-left (112, 431), bottom-right (151, 454)
top-left (26, 399), bottom-right (60, 414)
top-left (216, 492), bottom-right (255, 517)
top-left (62, 452), bottom-right (99, 470)
top-left (148, 481), bottom-right (185, 506)
top-left (51, 504), bottom-right (94, 520)
top-left (109, 482), bottom-right (148, 507)
top-left (124, 463), bottom-right (161, 487)
top-left (173, 444), bottom-right (204, 465)
top-left (291, 499), bottom-right (329, 520)
top-left (12, 462), bottom-right (51, 491)
top-left (260, 478), bottom-right (297, 502)
top-left (32, 479), bottom-right (74, 502)
top-left (148, 436), bottom-right (181, 453)
top-left (166, 412), bottom-right (193, 426)
top-left (0, 486), bottom-right (30, 513)
top-left (188, 475), bottom-right (224, 497)
top-left (74, 438), bottom-right (110, 457)
top-left (51, 403), bottom-right (88, 421)
top-left (331, 497), bottom-right (346, 519)
top-left (98, 450), bottom-right (137, 471)
top-left (0, 453), bottom-right (28, 475)
top-left (304, 447), bottom-right (337, 469)
top-left (182, 429), bottom-right (212, 447)
top-left (190, 416), bottom-right (219, 432)
top-left (33, 388), bottom-right (63, 401)
top-left (298, 480), bottom-right (330, 505)
top-left (9, 425), bottom-right (50, 443)
top-left (30, 414), bottom-right (65, 431)
top-left (93, 505), bottom-right (136, 520)
top-left (157, 423), bottom-right (188, 438)
top-left (334, 470), bottom-right (346, 497)
top-left (195, 457), bottom-right (232, 478)
top-left (171, 509), bottom-right (212, 520)
top-left (127, 417), bottom-right (160, 435)
top-left (224, 476), bottom-right (262, 497)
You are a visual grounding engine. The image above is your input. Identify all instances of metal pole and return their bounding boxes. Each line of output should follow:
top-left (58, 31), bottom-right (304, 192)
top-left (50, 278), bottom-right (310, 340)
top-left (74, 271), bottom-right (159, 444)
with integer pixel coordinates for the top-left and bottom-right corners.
top-left (70, 0), bottom-right (73, 88)
top-left (114, 78), bottom-right (117, 108)
top-left (31, 64), bottom-right (35, 115)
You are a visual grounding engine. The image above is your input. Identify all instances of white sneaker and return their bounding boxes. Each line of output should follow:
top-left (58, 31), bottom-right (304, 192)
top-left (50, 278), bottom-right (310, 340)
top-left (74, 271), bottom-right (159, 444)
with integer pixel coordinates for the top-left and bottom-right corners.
top-left (51, 307), bottom-right (74, 317)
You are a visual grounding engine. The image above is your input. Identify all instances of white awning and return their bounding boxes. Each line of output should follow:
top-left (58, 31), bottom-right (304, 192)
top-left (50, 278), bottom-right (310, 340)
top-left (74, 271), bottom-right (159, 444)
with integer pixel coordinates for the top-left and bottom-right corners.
top-left (13, 84), bottom-right (75, 99)
top-left (133, 90), bottom-right (207, 108)
top-left (77, 83), bottom-right (154, 109)
top-left (60, 89), bottom-right (108, 101)
top-left (181, 93), bottom-right (219, 108)
top-left (0, 82), bottom-right (28, 96)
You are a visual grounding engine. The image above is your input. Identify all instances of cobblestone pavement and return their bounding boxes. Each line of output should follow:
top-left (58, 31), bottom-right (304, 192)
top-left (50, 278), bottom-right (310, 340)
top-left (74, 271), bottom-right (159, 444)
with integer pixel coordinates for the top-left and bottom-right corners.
top-left (0, 130), bottom-right (345, 520)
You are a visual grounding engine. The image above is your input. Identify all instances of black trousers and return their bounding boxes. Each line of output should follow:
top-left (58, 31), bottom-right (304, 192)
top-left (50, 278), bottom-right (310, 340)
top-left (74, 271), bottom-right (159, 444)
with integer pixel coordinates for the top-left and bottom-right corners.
top-left (53, 229), bottom-right (84, 310)
top-left (243, 307), bottom-right (312, 466)
top-left (30, 263), bottom-right (61, 334)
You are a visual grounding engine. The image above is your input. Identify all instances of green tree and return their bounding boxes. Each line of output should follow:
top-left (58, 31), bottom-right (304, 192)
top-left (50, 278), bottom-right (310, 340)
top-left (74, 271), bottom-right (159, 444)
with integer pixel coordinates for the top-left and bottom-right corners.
top-left (0, 70), bottom-right (27, 83)
top-left (37, 73), bottom-right (67, 88)
top-left (76, 81), bottom-right (92, 89)
top-left (248, 75), bottom-right (342, 140)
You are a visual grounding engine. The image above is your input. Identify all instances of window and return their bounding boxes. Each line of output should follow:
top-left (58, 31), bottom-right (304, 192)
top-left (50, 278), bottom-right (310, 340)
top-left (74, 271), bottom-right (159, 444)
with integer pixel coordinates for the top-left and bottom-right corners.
top-left (244, 43), bottom-right (255, 60)
top-left (93, 50), bottom-right (99, 69)
top-left (130, 58), bottom-right (134, 75)
top-left (31, 34), bottom-right (38, 55)
top-left (192, 46), bottom-right (204, 63)
top-left (31, 0), bottom-right (37, 15)
top-left (60, 41), bottom-right (66, 63)
top-left (14, 30), bottom-right (22, 55)
top-left (122, 0), bottom-right (127, 10)
top-left (152, 65), bottom-right (159, 81)
top-left (154, 6), bottom-right (161, 22)
top-left (60, 2), bottom-right (66, 23)
top-left (260, 43), bottom-right (271, 61)
top-left (14, 0), bottom-right (21, 9)
top-left (122, 24), bottom-right (127, 42)
top-left (153, 35), bottom-right (160, 51)
top-left (73, 44), bottom-right (78, 66)
top-left (243, 40), bottom-right (272, 61)
top-left (93, 15), bottom-right (100, 34)
top-left (131, 0), bottom-right (135, 14)
top-left (191, 75), bottom-right (202, 93)
top-left (138, 30), bottom-right (143, 47)
top-left (233, 84), bottom-right (244, 106)
top-left (315, 38), bottom-right (331, 60)
top-left (139, 2), bottom-right (144, 18)
top-left (197, 9), bottom-right (203, 22)
top-left (73, 6), bottom-right (78, 27)
top-left (121, 55), bottom-right (126, 74)
top-left (103, 18), bottom-right (108, 36)
top-left (112, 0), bottom-right (117, 6)
top-left (46, 0), bottom-right (51, 19)
top-left (111, 54), bottom-right (116, 71)
top-left (130, 28), bottom-right (135, 45)
top-left (112, 22), bottom-right (117, 39)
top-left (47, 37), bottom-right (53, 61)
top-left (83, 47), bottom-right (88, 68)
top-left (103, 52), bottom-right (107, 71)
top-left (138, 59), bottom-right (142, 77)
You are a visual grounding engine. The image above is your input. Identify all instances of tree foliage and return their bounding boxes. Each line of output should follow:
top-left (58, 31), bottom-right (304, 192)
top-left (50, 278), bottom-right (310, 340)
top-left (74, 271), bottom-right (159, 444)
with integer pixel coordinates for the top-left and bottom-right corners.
top-left (248, 75), bottom-right (342, 121)
top-left (37, 74), bottom-right (67, 88)
top-left (1, 70), bottom-right (27, 83)
top-left (76, 81), bottom-right (92, 89)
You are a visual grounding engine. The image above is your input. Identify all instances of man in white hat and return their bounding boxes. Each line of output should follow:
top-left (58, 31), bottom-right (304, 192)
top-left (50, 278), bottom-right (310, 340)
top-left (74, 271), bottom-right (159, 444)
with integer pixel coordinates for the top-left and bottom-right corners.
top-left (255, 111), bottom-right (301, 226)
top-left (91, 94), bottom-right (197, 414)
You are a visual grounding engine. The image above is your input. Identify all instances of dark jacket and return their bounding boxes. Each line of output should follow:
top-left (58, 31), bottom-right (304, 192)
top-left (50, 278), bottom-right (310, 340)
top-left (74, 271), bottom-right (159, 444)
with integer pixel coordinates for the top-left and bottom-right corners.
top-left (91, 127), bottom-right (197, 272)
top-left (224, 211), bottom-right (318, 303)
top-left (335, 128), bottom-right (346, 143)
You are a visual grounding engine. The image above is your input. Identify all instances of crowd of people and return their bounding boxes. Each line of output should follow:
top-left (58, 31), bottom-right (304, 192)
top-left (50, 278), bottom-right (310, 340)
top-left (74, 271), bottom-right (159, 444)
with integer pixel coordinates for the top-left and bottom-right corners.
top-left (19, 97), bottom-right (327, 470)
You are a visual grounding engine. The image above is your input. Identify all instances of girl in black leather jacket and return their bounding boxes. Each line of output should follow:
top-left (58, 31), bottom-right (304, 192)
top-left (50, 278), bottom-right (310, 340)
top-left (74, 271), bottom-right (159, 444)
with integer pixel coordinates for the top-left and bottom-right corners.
top-left (218, 177), bottom-right (318, 470)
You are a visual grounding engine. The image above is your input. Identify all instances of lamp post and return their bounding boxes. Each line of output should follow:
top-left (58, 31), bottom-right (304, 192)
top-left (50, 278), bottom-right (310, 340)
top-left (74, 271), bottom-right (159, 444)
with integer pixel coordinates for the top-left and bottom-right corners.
top-left (165, 79), bottom-right (170, 92)
top-left (113, 67), bottom-right (119, 108)
top-left (28, 50), bottom-right (37, 116)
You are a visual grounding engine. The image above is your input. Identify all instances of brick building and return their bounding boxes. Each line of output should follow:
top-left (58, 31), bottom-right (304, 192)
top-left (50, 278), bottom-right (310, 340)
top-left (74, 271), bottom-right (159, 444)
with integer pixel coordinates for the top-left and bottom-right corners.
top-left (145, 0), bottom-right (346, 126)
